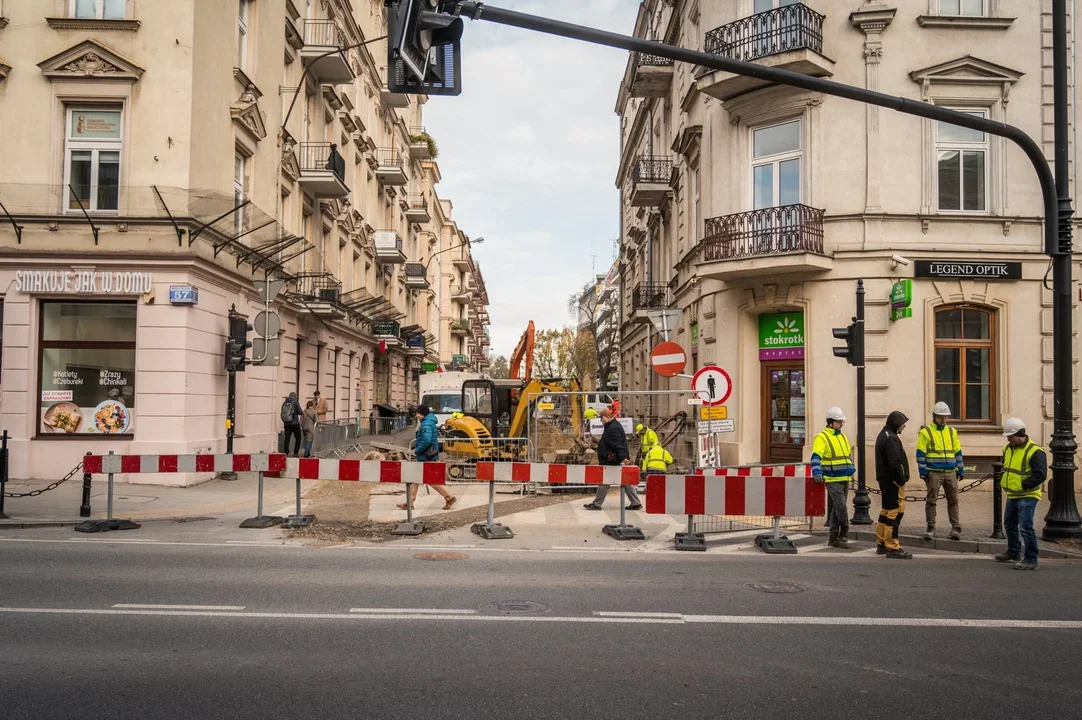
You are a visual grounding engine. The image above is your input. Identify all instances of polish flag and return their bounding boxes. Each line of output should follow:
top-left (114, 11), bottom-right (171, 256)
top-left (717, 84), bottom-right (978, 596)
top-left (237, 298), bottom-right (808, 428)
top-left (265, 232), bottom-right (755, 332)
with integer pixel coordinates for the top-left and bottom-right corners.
top-left (378, 340), bottom-right (387, 354)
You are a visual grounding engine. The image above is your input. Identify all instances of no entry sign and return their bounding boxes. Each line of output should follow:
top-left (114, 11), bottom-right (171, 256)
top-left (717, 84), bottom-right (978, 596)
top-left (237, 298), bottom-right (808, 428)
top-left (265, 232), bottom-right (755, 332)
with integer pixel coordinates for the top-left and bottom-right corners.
top-left (651, 341), bottom-right (687, 377)
top-left (692, 365), bottom-right (732, 406)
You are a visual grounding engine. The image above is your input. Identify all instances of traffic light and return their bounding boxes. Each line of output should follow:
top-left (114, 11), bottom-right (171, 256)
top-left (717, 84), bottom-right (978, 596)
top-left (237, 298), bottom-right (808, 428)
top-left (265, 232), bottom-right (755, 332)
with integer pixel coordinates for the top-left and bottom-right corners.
top-left (832, 318), bottom-right (864, 367)
top-left (225, 314), bottom-right (254, 372)
top-left (387, 0), bottom-right (463, 96)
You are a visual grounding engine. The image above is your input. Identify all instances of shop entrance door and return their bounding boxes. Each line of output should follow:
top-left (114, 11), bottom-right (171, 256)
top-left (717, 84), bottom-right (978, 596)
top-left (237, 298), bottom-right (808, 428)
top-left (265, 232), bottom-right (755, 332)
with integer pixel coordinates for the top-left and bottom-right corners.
top-left (760, 361), bottom-right (806, 464)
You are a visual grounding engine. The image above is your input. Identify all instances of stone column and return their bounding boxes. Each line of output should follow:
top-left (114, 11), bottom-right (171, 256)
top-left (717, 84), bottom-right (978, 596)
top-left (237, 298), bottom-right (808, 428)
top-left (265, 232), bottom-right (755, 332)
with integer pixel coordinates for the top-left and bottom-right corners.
top-left (850, 4), bottom-right (897, 215)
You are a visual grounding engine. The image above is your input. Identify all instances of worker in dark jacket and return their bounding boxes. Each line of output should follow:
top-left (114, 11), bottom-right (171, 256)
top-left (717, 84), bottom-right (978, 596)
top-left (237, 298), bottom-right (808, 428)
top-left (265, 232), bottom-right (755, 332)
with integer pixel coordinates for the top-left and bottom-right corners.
top-left (584, 408), bottom-right (639, 510)
top-left (875, 410), bottom-right (913, 559)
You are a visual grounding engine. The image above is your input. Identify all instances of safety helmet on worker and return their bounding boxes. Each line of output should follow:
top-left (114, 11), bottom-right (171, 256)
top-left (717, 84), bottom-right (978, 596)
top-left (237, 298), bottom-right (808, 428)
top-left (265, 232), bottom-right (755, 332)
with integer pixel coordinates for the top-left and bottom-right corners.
top-left (826, 406), bottom-right (847, 422)
top-left (635, 423), bottom-right (645, 434)
top-left (1003, 418), bottom-right (1027, 437)
top-left (931, 401), bottom-right (951, 417)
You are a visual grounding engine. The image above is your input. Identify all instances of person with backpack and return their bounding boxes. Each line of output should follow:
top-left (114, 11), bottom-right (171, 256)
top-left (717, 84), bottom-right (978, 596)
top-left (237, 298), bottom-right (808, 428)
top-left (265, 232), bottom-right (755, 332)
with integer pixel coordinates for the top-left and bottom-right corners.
top-left (281, 392), bottom-right (303, 457)
top-left (397, 405), bottom-right (457, 511)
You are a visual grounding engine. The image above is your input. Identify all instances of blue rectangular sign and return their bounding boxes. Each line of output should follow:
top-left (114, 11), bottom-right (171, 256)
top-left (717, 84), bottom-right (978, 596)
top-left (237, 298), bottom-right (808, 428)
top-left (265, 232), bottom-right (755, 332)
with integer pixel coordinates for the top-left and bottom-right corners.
top-left (169, 285), bottom-right (199, 305)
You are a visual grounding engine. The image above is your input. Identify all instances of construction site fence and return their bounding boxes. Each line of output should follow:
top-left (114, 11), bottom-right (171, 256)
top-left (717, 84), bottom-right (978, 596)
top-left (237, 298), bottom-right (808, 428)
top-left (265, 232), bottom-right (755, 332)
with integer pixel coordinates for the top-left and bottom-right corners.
top-left (525, 390), bottom-right (700, 474)
top-left (309, 418), bottom-right (364, 458)
top-left (361, 414), bottom-right (419, 437)
top-left (689, 463), bottom-right (816, 535)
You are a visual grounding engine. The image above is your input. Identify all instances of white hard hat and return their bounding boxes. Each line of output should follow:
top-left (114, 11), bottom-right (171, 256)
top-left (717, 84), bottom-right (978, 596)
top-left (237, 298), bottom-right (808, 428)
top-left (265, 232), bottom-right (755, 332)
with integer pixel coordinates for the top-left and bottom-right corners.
top-left (826, 406), bottom-right (847, 422)
top-left (1003, 418), bottom-right (1026, 437)
top-left (931, 402), bottom-right (951, 417)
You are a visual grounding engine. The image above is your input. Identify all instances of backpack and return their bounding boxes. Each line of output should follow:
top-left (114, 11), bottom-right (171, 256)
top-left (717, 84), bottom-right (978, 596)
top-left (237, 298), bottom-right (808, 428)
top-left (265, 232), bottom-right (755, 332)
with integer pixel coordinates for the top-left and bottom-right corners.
top-left (281, 399), bottom-right (296, 424)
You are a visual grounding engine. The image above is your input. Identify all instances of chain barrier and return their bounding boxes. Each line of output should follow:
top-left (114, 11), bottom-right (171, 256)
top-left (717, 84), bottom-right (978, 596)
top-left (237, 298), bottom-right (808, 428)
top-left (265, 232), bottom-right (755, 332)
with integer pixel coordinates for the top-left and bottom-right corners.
top-left (855, 473), bottom-right (991, 503)
top-left (2, 462), bottom-right (83, 498)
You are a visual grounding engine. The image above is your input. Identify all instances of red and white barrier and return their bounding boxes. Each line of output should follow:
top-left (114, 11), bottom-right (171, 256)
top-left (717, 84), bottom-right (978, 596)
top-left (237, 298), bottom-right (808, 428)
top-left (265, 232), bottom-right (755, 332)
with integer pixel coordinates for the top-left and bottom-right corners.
top-left (82, 454), bottom-right (639, 486)
top-left (645, 464), bottom-right (824, 517)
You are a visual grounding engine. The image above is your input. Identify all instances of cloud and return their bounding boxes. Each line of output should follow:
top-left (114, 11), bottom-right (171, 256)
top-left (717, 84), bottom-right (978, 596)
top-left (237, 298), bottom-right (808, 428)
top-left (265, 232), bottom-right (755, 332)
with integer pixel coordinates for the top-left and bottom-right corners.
top-left (424, 1), bottom-right (637, 357)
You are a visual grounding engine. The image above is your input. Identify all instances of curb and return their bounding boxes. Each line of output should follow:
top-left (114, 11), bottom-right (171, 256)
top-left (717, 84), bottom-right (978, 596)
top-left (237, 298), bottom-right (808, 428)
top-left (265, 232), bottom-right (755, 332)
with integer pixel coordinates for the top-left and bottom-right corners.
top-left (815, 528), bottom-right (1082, 560)
top-left (0, 520), bottom-right (82, 530)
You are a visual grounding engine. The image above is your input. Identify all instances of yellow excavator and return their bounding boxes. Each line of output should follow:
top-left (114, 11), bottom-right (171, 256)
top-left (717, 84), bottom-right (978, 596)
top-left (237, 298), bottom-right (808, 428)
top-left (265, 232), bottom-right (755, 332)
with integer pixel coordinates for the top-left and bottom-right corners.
top-left (441, 321), bottom-right (582, 476)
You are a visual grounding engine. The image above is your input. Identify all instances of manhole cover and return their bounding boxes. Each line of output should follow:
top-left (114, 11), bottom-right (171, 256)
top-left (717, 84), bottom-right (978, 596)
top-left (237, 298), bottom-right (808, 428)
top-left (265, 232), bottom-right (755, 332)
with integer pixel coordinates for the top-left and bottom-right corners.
top-left (744, 581), bottom-right (807, 594)
top-left (479, 600), bottom-right (552, 616)
top-left (413, 552), bottom-right (468, 561)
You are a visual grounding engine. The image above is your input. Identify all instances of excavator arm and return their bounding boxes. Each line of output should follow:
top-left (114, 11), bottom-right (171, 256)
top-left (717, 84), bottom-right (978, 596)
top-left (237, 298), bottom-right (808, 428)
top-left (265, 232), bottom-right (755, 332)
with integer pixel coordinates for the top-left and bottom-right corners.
top-left (509, 320), bottom-right (535, 381)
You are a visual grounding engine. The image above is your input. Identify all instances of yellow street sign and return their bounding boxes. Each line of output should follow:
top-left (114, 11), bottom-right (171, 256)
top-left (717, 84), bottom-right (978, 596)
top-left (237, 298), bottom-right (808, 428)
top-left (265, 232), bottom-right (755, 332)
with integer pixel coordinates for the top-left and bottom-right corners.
top-left (699, 406), bottom-right (728, 421)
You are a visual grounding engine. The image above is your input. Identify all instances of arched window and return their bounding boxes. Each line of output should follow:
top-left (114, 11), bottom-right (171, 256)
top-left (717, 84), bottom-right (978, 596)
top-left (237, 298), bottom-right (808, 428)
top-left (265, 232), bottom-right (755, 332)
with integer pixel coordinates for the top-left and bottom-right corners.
top-left (934, 304), bottom-right (995, 422)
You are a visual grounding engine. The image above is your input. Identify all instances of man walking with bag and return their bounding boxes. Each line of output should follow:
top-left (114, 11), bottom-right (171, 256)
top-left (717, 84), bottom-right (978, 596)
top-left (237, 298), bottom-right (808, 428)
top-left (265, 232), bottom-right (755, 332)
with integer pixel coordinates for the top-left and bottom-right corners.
top-left (281, 392), bottom-right (303, 457)
top-left (916, 402), bottom-right (965, 540)
top-left (584, 409), bottom-right (639, 510)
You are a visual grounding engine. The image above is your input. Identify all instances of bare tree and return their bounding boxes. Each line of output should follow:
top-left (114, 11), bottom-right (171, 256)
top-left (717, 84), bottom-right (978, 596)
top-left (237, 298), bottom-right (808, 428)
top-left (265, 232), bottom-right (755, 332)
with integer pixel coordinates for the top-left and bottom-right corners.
top-left (568, 278), bottom-right (615, 390)
top-left (488, 355), bottom-right (509, 379)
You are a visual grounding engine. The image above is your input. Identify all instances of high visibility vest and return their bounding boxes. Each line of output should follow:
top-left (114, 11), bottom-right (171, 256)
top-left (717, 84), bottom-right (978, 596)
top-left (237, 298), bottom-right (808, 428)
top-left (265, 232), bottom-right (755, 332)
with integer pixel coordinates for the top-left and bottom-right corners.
top-left (638, 427), bottom-right (659, 449)
top-left (584, 408), bottom-right (598, 420)
top-left (917, 424), bottom-right (961, 469)
top-left (1002, 440), bottom-right (1044, 500)
top-left (642, 443), bottom-right (673, 471)
top-left (812, 429), bottom-right (855, 482)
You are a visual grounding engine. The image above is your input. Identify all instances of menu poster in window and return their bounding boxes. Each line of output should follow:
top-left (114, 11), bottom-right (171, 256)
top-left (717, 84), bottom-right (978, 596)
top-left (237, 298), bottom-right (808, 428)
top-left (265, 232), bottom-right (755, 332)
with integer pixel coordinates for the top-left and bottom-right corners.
top-left (39, 359), bottom-right (135, 435)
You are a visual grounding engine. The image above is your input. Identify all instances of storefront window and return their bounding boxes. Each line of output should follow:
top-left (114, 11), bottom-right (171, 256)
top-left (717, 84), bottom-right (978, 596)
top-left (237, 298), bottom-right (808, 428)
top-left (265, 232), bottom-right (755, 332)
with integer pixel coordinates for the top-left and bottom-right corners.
top-left (38, 301), bottom-right (136, 436)
top-left (934, 304), bottom-right (994, 422)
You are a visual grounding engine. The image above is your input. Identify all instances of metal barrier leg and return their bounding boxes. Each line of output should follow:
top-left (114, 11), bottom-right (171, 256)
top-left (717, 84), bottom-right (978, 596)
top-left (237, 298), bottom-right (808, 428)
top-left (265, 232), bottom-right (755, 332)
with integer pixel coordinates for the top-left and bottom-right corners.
top-left (281, 477), bottom-right (316, 529)
top-left (392, 483), bottom-right (427, 535)
top-left (241, 471), bottom-right (284, 529)
top-left (755, 516), bottom-right (797, 554)
top-left (472, 481), bottom-right (514, 539)
top-left (675, 512), bottom-right (706, 551)
top-left (990, 462), bottom-right (1006, 539)
top-left (74, 453), bottom-right (140, 533)
top-left (603, 485), bottom-right (645, 541)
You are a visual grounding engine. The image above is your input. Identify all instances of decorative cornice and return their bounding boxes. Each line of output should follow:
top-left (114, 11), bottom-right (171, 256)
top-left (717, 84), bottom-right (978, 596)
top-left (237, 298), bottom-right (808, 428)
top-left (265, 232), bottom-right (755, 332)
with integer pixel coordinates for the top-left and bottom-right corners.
top-left (38, 39), bottom-right (143, 81)
top-left (232, 67), bottom-right (262, 99)
top-left (285, 20), bottom-right (304, 51)
top-left (45, 17), bottom-right (141, 32)
top-left (916, 16), bottom-right (1014, 30)
top-left (849, 5), bottom-right (897, 34)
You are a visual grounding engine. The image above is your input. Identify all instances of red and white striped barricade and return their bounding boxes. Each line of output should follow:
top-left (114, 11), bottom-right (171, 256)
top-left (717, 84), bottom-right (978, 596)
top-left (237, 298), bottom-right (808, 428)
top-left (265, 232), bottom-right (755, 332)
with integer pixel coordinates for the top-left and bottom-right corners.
top-left (645, 464), bottom-right (823, 553)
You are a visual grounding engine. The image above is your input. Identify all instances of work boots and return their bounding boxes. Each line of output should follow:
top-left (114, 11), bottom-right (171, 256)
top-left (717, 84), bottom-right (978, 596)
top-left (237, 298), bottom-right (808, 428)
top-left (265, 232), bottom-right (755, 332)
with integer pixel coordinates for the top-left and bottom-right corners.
top-left (949, 527), bottom-right (963, 541)
top-left (994, 551), bottom-right (1022, 563)
top-left (835, 526), bottom-right (850, 549)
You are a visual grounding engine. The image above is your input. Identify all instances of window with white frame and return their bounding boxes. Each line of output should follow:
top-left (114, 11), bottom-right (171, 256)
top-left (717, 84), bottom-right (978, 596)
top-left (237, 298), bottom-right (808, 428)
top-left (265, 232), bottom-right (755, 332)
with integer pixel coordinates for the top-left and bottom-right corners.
top-left (751, 119), bottom-right (801, 209)
top-left (237, 0), bottom-right (250, 69)
top-left (233, 151), bottom-right (247, 236)
top-left (65, 107), bottom-right (122, 213)
top-left (72, 0), bottom-right (125, 19)
top-left (937, 111), bottom-right (987, 213)
top-left (938, 0), bottom-right (985, 16)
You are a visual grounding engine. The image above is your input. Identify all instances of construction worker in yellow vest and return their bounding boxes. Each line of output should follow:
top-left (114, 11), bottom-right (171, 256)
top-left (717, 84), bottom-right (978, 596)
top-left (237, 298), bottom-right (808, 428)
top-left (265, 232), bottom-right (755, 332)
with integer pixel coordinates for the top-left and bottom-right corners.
top-left (916, 401), bottom-right (965, 540)
top-left (811, 406), bottom-right (856, 549)
top-left (641, 442), bottom-right (674, 473)
top-left (583, 407), bottom-right (598, 441)
top-left (994, 418), bottom-right (1046, 571)
top-left (635, 423), bottom-right (659, 450)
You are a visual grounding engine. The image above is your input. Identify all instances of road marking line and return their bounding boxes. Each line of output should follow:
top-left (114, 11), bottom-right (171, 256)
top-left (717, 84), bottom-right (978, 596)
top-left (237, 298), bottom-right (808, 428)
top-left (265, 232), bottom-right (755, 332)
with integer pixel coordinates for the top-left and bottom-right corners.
top-left (112, 604), bottom-right (246, 611)
top-left (594, 611), bottom-right (683, 618)
top-left (349, 608), bottom-right (477, 615)
top-left (0, 606), bottom-right (1079, 630)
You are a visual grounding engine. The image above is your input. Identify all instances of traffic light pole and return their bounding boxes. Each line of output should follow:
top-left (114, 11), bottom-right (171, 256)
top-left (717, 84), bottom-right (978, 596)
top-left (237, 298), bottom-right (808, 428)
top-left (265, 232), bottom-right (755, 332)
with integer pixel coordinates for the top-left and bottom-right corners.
top-left (441, 0), bottom-right (1081, 541)
top-left (852, 281), bottom-right (871, 525)
top-left (226, 305), bottom-right (238, 456)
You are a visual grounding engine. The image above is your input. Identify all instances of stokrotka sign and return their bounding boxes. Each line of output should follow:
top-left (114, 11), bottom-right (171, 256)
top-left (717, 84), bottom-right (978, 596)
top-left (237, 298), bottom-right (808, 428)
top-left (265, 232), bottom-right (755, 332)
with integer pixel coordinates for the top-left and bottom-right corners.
top-left (758, 312), bottom-right (804, 360)
top-left (15, 270), bottom-right (153, 295)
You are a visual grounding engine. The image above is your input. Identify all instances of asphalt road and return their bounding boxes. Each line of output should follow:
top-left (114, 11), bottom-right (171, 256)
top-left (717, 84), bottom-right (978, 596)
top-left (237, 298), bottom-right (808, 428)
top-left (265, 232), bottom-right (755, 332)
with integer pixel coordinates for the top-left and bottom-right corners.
top-left (2, 538), bottom-right (1081, 719)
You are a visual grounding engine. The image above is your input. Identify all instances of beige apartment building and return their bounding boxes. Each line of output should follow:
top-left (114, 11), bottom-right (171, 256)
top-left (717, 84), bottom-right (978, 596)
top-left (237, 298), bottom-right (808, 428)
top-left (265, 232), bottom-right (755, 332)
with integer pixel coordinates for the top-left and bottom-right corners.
top-left (0, 0), bottom-right (489, 483)
top-left (617, 0), bottom-right (1082, 469)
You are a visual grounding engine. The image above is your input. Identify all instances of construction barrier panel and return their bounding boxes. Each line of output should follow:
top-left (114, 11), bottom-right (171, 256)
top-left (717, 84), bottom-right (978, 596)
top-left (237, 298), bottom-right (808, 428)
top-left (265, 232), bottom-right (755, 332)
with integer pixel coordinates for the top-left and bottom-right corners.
top-left (644, 464), bottom-right (824, 553)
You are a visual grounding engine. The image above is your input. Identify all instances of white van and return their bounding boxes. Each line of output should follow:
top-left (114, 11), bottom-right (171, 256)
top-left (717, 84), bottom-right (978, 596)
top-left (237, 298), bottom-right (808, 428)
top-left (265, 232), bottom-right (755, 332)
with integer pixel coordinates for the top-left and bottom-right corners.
top-left (419, 371), bottom-right (482, 425)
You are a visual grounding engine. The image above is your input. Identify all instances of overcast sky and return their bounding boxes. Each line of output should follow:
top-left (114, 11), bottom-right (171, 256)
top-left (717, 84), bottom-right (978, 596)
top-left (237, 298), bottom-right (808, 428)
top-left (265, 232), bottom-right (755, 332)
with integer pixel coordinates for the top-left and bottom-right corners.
top-left (424, 0), bottom-right (637, 357)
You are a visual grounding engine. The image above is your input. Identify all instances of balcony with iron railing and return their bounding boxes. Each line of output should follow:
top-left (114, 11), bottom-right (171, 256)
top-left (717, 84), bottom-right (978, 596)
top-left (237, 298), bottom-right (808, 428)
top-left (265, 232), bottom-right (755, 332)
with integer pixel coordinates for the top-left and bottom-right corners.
top-left (300, 20), bottom-right (355, 84)
top-left (404, 262), bottom-right (429, 289)
top-left (628, 51), bottom-right (674, 98)
top-left (297, 142), bottom-right (349, 198)
top-left (373, 230), bottom-right (406, 264)
top-left (291, 273), bottom-right (345, 320)
top-left (630, 155), bottom-right (673, 207)
top-left (405, 193), bottom-right (430, 223)
top-left (374, 148), bottom-right (407, 186)
top-left (450, 318), bottom-right (471, 336)
top-left (699, 3), bottom-right (834, 101)
top-left (409, 126), bottom-right (437, 160)
top-left (631, 282), bottom-right (671, 313)
top-left (698, 203), bottom-right (831, 279)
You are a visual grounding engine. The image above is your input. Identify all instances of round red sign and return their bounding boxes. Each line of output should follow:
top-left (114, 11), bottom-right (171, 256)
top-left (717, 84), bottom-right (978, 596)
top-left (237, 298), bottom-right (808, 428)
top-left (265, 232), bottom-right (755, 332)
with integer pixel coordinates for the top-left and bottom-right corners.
top-left (651, 341), bottom-right (687, 378)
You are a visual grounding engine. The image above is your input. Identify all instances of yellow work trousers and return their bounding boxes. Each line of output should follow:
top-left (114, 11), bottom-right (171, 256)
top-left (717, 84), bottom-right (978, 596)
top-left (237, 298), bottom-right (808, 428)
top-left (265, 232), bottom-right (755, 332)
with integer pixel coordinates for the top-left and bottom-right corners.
top-left (876, 497), bottom-right (906, 551)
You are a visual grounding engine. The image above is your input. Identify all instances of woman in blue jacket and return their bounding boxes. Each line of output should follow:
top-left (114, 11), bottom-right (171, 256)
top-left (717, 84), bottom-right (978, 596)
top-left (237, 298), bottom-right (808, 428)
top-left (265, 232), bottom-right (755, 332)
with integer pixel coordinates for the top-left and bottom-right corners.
top-left (397, 405), bottom-right (458, 511)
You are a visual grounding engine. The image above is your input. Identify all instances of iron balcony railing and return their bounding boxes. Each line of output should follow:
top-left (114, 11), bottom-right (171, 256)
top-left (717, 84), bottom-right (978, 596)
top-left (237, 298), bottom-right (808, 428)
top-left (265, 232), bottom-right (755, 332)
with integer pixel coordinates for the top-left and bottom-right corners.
top-left (704, 3), bottom-right (825, 62)
top-left (632, 156), bottom-right (674, 185)
top-left (635, 52), bottom-right (674, 67)
top-left (376, 148), bottom-right (404, 168)
top-left (299, 142), bottom-right (345, 182)
top-left (632, 282), bottom-right (671, 312)
top-left (702, 203), bottom-right (825, 262)
top-left (303, 19), bottom-right (343, 48)
top-left (407, 194), bottom-right (428, 212)
top-left (404, 263), bottom-right (427, 280)
top-left (451, 319), bottom-right (471, 332)
top-left (294, 273), bottom-right (342, 303)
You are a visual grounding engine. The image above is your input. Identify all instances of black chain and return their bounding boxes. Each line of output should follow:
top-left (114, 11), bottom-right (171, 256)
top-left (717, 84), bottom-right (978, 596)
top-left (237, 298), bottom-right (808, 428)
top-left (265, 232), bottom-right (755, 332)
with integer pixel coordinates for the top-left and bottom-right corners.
top-left (2, 462), bottom-right (83, 498)
top-left (855, 473), bottom-right (991, 503)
